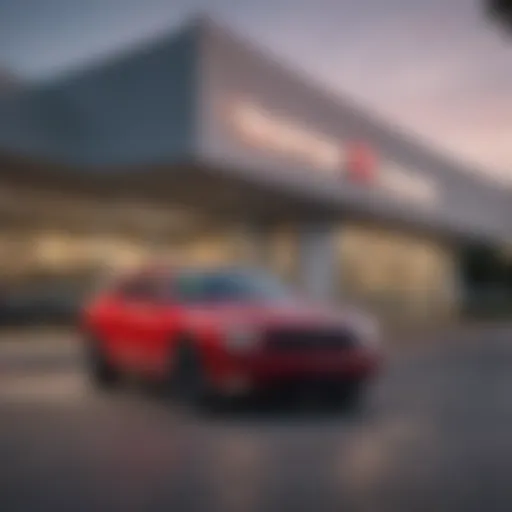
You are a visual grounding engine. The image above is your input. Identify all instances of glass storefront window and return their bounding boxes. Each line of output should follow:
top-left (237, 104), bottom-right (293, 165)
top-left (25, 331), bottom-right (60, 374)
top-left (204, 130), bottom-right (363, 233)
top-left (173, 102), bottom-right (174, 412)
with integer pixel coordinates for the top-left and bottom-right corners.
top-left (338, 224), bottom-right (457, 321)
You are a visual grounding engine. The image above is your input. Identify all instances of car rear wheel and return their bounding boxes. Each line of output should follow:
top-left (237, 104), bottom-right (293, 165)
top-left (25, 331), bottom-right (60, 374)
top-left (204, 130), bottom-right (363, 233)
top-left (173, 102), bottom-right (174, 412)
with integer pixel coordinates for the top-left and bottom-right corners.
top-left (85, 337), bottom-right (121, 390)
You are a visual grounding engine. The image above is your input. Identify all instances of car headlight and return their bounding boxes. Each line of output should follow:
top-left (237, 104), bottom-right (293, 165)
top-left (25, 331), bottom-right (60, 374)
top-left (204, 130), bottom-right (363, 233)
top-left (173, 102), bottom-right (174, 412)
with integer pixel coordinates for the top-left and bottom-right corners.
top-left (224, 325), bottom-right (260, 352)
top-left (352, 315), bottom-right (381, 349)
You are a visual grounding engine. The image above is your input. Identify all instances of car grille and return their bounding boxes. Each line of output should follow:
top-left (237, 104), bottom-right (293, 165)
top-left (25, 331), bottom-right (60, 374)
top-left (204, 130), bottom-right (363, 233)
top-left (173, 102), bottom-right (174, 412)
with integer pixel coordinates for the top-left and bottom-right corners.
top-left (264, 326), bottom-right (357, 352)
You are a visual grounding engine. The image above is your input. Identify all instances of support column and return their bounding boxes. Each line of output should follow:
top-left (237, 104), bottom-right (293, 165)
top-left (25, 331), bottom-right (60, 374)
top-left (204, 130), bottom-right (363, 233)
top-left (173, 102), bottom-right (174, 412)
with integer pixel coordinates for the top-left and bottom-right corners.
top-left (296, 222), bottom-right (339, 302)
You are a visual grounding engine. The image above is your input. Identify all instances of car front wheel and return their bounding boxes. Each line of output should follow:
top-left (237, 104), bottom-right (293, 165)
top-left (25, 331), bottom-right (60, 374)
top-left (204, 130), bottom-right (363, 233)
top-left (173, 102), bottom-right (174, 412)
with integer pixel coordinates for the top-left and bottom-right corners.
top-left (336, 380), bottom-right (368, 411)
top-left (169, 341), bottom-right (210, 407)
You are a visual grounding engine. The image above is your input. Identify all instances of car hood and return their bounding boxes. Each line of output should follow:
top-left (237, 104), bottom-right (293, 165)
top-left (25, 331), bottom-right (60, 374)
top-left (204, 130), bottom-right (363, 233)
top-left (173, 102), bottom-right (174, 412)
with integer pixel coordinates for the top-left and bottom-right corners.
top-left (183, 300), bottom-right (367, 331)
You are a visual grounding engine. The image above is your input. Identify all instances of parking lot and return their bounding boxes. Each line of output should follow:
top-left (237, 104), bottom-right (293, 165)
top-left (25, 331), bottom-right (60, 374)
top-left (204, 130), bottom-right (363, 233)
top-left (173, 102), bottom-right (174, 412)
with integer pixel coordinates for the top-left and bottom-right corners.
top-left (0, 326), bottom-right (511, 512)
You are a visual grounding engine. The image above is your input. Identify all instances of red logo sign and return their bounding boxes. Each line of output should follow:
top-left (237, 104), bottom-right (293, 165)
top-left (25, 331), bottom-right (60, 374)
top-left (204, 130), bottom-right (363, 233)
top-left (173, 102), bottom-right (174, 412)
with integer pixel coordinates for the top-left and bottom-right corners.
top-left (345, 142), bottom-right (377, 184)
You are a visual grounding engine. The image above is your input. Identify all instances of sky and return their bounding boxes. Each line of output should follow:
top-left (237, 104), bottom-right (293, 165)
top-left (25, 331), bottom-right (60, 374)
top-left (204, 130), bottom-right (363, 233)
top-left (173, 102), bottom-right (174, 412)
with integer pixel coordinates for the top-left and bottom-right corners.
top-left (0, 0), bottom-right (511, 181)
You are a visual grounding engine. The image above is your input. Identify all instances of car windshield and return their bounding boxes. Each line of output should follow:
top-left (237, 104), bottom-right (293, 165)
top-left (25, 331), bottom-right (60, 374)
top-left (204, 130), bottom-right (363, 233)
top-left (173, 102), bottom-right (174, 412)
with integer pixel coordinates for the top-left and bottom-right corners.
top-left (172, 269), bottom-right (294, 304)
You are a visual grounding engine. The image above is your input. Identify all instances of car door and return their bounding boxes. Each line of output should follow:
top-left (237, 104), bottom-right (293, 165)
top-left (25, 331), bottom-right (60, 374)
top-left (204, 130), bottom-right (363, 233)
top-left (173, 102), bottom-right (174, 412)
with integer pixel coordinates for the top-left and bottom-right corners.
top-left (115, 275), bottom-right (171, 376)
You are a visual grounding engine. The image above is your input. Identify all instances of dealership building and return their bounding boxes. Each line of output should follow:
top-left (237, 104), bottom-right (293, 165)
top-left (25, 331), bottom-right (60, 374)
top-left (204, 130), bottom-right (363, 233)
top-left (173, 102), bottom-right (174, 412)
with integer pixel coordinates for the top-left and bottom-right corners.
top-left (0, 17), bottom-right (510, 322)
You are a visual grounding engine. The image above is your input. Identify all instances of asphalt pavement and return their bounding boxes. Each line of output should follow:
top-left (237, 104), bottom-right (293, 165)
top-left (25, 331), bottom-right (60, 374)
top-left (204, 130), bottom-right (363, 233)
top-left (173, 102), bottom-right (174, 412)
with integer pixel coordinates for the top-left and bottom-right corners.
top-left (0, 326), bottom-right (511, 512)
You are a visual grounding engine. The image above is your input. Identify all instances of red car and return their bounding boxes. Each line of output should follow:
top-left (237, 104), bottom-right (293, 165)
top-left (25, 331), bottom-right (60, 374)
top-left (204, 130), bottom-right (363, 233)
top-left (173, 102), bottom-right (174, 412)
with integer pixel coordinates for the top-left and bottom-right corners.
top-left (81, 266), bottom-right (382, 406)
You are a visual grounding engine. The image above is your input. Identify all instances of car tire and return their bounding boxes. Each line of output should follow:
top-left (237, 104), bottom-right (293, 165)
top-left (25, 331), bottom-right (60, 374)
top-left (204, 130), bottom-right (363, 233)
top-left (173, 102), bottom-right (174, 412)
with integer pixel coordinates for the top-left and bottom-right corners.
top-left (169, 340), bottom-right (210, 408)
top-left (85, 337), bottom-right (121, 390)
top-left (335, 380), bottom-right (366, 411)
